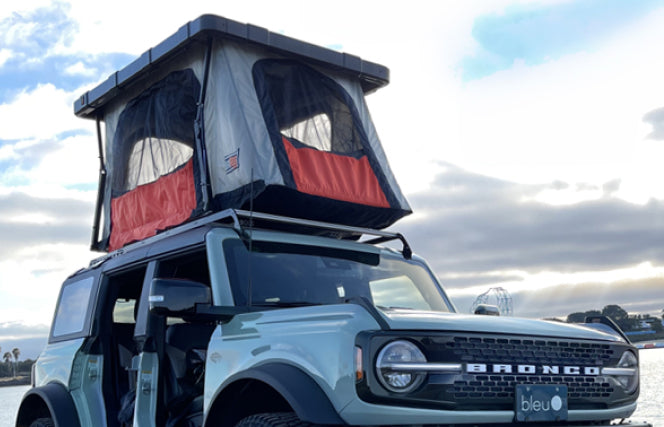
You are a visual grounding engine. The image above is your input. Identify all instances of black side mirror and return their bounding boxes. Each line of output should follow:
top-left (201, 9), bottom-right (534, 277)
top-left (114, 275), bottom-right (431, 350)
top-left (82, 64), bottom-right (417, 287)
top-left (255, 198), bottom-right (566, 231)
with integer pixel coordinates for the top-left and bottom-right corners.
top-left (474, 304), bottom-right (500, 316)
top-left (584, 315), bottom-right (631, 342)
top-left (149, 278), bottom-right (211, 317)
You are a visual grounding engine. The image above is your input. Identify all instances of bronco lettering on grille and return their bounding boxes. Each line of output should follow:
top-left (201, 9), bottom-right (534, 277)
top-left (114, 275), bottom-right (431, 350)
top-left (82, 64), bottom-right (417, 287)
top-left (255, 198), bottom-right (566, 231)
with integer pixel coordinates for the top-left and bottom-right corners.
top-left (466, 363), bottom-right (600, 375)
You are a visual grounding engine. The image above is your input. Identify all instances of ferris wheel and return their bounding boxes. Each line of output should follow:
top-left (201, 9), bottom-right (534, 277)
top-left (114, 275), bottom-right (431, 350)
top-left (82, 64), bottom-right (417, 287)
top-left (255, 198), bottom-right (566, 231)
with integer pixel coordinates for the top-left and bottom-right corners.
top-left (470, 287), bottom-right (513, 316)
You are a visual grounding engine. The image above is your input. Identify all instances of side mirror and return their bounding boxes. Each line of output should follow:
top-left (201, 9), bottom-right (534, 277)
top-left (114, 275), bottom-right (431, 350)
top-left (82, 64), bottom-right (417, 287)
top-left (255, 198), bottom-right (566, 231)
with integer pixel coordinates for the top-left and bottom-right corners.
top-left (474, 304), bottom-right (500, 316)
top-left (149, 278), bottom-right (211, 317)
top-left (584, 315), bottom-right (630, 342)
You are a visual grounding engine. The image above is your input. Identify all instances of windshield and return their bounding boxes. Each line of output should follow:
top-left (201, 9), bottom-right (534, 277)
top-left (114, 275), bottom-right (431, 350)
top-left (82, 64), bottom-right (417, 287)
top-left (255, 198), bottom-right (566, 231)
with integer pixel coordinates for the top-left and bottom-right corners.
top-left (223, 240), bottom-right (453, 312)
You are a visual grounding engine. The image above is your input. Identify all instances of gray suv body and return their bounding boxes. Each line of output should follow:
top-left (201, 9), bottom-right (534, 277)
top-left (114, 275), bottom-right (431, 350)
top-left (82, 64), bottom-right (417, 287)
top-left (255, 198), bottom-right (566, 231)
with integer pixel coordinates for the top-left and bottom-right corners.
top-left (16, 210), bottom-right (648, 427)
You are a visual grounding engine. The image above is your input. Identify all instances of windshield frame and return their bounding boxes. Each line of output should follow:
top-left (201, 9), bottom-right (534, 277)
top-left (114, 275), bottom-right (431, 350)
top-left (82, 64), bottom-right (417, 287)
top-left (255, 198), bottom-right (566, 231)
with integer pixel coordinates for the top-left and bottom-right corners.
top-left (220, 237), bottom-right (455, 313)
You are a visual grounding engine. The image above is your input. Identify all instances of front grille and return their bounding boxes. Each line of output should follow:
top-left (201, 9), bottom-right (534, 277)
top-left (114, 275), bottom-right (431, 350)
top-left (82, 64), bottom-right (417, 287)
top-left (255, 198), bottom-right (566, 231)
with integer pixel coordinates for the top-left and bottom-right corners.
top-left (449, 336), bottom-right (615, 402)
top-left (452, 374), bottom-right (614, 400)
top-left (450, 336), bottom-right (614, 365)
top-left (356, 331), bottom-right (637, 412)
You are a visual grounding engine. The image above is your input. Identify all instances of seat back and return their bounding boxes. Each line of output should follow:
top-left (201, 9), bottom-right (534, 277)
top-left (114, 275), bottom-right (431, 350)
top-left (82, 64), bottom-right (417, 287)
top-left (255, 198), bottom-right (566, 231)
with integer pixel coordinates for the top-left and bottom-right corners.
top-left (163, 322), bottom-right (216, 406)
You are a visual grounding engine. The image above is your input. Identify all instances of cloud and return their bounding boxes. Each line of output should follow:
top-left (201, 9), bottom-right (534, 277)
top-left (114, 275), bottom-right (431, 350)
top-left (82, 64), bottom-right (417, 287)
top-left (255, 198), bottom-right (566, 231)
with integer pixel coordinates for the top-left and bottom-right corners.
top-left (0, 321), bottom-right (49, 340)
top-left (64, 60), bottom-right (96, 77)
top-left (516, 276), bottom-right (664, 319)
top-left (449, 275), bottom-right (664, 318)
top-left (0, 2), bottom-right (134, 102)
top-left (0, 132), bottom-right (99, 205)
top-left (395, 164), bottom-right (664, 318)
top-left (0, 1), bottom-right (75, 57)
top-left (0, 322), bottom-right (49, 360)
top-left (642, 106), bottom-right (664, 140)
top-left (0, 84), bottom-right (81, 140)
top-left (602, 179), bottom-right (621, 197)
top-left (0, 241), bottom-right (93, 326)
top-left (400, 164), bottom-right (664, 276)
top-left (0, 48), bottom-right (11, 67)
top-left (0, 192), bottom-right (93, 257)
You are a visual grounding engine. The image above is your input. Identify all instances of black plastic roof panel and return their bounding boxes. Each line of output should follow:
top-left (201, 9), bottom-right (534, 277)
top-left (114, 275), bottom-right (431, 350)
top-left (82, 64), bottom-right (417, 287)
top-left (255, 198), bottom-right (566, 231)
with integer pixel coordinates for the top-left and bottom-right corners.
top-left (74, 14), bottom-right (390, 119)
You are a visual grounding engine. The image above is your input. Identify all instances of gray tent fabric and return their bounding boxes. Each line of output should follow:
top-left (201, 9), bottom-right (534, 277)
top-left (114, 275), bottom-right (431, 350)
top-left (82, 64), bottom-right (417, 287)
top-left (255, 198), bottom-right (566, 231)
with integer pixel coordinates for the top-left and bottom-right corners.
top-left (94, 34), bottom-right (410, 251)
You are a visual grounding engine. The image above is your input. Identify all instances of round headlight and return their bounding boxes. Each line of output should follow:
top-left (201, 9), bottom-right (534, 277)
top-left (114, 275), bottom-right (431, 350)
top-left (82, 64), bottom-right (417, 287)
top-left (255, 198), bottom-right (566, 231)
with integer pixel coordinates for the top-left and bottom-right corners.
top-left (615, 350), bottom-right (639, 394)
top-left (602, 350), bottom-right (639, 394)
top-left (375, 340), bottom-right (427, 393)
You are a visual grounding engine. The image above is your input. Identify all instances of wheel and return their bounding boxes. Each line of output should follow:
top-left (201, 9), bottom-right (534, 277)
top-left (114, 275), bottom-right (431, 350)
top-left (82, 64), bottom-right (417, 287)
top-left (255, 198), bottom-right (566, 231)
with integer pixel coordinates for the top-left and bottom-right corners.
top-left (29, 418), bottom-right (55, 427)
top-left (235, 412), bottom-right (312, 427)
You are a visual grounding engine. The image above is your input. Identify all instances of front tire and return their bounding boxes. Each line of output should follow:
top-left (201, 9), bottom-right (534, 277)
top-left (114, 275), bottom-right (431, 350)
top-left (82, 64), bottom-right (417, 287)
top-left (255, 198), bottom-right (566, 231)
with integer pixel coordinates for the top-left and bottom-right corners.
top-left (235, 412), bottom-right (312, 427)
top-left (29, 418), bottom-right (55, 427)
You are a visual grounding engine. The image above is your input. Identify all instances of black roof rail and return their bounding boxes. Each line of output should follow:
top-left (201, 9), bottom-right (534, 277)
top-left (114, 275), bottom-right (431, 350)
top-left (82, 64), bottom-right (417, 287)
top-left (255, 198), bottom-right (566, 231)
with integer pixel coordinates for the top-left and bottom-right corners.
top-left (235, 210), bottom-right (412, 259)
top-left (88, 209), bottom-right (412, 268)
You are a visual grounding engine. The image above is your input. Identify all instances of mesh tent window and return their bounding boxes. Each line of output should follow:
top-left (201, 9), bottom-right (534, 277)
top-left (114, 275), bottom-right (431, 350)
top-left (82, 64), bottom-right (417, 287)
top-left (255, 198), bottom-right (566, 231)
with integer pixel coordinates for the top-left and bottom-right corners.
top-left (253, 59), bottom-right (366, 156)
top-left (253, 59), bottom-right (394, 210)
top-left (111, 69), bottom-right (200, 197)
top-left (108, 69), bottom-right (202, 250)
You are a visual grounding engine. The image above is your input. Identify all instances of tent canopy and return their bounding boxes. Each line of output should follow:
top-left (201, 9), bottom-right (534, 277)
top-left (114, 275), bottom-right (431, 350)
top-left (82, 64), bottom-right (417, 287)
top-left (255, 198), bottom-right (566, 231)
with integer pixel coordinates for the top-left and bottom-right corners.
top-left (76, 15), bottom-right (411, 252)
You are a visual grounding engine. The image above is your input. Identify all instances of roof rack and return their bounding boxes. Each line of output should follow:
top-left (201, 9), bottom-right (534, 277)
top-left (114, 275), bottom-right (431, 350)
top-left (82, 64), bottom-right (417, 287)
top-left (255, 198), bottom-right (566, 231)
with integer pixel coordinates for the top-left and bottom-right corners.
top-left (89, 209), bottom-right (412, 268)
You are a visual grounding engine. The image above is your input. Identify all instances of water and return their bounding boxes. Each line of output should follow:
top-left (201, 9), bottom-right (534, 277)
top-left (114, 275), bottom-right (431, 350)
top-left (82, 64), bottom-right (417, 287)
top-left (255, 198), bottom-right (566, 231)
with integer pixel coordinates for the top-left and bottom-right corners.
top-left (0, 349), bottom-right (662, 425)
top-left (632, 347), bottom-right (664, 426)
top-left (0, 384), bottom-right (29, 427)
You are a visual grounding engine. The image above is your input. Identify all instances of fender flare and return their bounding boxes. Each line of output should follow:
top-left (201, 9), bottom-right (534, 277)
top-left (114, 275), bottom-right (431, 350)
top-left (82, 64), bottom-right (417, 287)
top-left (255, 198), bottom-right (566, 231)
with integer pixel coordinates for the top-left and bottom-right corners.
top-left (16, 383), bottom-right (81, 427)
top-left (209, 363), bottom-right (345, 425)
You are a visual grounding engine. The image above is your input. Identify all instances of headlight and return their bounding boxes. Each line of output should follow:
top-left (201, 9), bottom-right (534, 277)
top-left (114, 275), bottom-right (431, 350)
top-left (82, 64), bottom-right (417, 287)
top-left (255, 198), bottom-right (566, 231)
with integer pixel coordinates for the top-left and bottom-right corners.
top-left (602, 350), bottom-right (639, 394)
top-left (375, 340), bottom-right (427, 393)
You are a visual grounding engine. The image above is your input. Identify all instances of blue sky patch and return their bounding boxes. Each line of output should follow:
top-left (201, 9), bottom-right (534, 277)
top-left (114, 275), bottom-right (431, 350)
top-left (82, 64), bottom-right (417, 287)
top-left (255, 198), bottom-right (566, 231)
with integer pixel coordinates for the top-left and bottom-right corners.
top-left (0, 2), bottom-right (134, 103)
top-left (0, 52), bottom-right (135, 103)
top-left (0, 169), bottom-right (30, 186)
top-left (65, 182), bottom-right (97, 191)
top-left (56, 129), bottom-right (93, 140)
top-left (2, 2), bottom-right (75, 53)
top-left (461, 0), bottom-right (662, 81)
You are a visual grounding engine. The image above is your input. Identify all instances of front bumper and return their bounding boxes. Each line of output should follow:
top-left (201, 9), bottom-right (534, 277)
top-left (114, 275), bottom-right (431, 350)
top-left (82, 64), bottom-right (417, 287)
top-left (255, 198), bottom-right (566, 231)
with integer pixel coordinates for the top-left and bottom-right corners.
top-left (339, 398), bottom-right (642, 426)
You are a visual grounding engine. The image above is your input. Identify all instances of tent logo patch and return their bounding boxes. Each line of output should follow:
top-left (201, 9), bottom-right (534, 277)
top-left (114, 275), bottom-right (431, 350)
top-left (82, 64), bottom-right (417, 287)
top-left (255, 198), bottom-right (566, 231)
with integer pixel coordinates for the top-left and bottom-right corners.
top-left (225, 149), bottom-right (240, 174)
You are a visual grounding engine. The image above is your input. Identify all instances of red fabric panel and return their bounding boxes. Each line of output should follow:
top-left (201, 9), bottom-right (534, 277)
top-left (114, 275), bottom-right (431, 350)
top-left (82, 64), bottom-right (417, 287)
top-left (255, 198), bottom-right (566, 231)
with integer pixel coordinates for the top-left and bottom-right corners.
top-left (109, 159), bottom-right (196, 251)
top-left (283, 137), bottom-right (389, 208)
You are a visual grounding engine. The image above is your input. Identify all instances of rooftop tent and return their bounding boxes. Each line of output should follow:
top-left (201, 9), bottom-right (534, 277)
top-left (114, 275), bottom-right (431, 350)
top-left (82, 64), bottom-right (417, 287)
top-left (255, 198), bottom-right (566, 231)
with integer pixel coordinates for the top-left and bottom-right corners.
top-left (76, 15), bottom-right (411, 252)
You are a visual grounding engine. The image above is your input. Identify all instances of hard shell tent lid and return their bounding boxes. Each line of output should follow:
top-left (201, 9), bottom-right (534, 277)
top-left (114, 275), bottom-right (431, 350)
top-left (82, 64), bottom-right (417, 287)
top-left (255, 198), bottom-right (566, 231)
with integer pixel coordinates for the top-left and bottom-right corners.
top-left (76, 14), bottom-right (411, 252)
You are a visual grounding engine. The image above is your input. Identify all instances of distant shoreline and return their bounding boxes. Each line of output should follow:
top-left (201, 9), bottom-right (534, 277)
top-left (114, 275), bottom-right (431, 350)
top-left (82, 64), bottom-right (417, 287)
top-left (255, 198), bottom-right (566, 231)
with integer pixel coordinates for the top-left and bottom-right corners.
top-left (0, 376), bottom-right (30, 387)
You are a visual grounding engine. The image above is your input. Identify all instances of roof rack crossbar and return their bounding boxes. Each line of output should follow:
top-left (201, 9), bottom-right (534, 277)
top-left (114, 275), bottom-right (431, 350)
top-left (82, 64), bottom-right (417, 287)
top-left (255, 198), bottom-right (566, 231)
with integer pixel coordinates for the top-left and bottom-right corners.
top-left (89, 208), bottom-right (412, 268)
top-left (233, 210), bottom-right (412, 259)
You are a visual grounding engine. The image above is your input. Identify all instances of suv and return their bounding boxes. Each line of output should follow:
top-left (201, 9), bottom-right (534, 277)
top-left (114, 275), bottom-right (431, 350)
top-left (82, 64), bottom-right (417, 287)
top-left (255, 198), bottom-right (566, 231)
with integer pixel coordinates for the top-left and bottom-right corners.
top-left (16, 210), bottom-right (649, 427)
top-left (16, 14), bottom-right (650, 427)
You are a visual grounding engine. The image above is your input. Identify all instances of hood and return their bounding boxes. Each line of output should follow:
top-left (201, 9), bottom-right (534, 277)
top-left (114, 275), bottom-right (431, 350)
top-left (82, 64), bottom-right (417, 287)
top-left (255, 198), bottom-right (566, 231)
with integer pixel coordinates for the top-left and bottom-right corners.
top-left (380, 309), bottom-right (624, 342)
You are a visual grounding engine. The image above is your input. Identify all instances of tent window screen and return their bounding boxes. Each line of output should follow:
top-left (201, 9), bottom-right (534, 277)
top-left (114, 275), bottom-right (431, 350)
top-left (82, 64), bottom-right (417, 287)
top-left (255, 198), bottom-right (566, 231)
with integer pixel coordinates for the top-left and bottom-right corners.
top-left (253, 59), bottom-right (366, 154)
top-left (124, 138), bottom-right (193, 191)
top-left (111, 69), bottom-right (200, 196)
top-left (107, 69), bottom-right (201, 251)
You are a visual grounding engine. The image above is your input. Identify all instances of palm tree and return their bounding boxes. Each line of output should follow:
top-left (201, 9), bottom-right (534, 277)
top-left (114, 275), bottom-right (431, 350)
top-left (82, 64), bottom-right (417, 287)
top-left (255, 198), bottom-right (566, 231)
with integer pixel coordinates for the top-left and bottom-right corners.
top-left (12, 348), bottom-right (20, 378)
top-left (3, 351), bottom-right (12, 377)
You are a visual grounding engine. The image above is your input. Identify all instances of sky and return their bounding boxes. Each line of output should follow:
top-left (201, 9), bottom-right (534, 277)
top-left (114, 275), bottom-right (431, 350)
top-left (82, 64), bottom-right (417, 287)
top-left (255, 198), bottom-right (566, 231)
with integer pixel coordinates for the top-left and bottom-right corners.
top-left (1, 0), bottom-right (664, 359)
